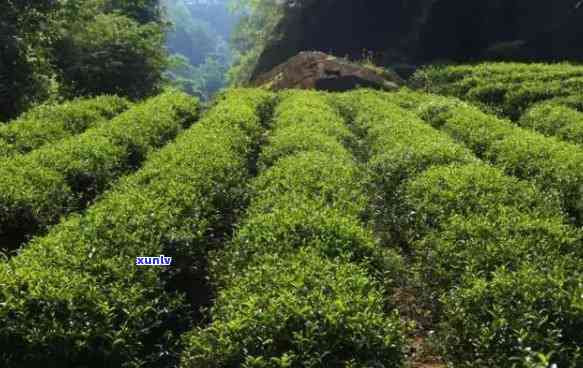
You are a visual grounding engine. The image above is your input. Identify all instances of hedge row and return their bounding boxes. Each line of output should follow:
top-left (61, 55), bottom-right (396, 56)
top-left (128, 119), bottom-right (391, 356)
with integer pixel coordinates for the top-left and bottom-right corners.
top-left (412, 63), bottom-right (583, 118)
top-left (0, 89), bottom-right (274, 367)
top-left (400, 170), bottom-right (581, 368)
top-left (181, 91), bottom-right (405, 368)
top-left (0, 95), bottom-right (131, 157)
top-left (416, 96), bottom-right (583, 226)
top-left (332, 89), bottom-right (478, 243)
top-left (257, 91), bottom-right (355, 170)
top-left (519, 101), bottom-right (583, 146)
top-left (550, 93), bottom-right (583, 112)
top-left (339, 90), bottom-right (583, 367)
top-left (412, 62), bottom-right (583, 87)
top-left (404, 164), bottom-right (580, 288)
top-left (0, 90), bottom-right (199, 248)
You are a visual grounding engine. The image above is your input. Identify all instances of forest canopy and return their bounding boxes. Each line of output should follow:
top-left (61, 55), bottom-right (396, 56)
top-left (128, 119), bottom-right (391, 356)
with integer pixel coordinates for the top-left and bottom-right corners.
top-left (0, 0), bottom-right (167, 121)
top-left (0, 0), bottom-right (292, 120)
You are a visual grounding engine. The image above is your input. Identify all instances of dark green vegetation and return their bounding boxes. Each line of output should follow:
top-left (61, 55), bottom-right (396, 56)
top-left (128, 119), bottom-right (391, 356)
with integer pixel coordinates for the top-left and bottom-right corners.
top-left (181, 91), bottom-right (404, 367)
top-left (413, 63), bottom-right (583, 118)
top-left (334, 89), bottom-right (583, 367)
top-left (2, 63), bottom-right (583, 368)
top-left (1, 0), bottom-right (167, 122)
top-left (411, 64), bottom-right (583, 226)
top-left (0, 89), bottom-right (272, 367)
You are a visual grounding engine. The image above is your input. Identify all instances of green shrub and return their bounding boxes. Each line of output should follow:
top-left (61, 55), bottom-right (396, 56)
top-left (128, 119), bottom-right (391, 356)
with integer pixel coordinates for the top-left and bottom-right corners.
top-left (251, 151), bottom-right (368, 218)
top-left (272, 91), bottom-right (353, 140)
top-left (232, 90), bottom-right (381, 272)
top-left (0, 95), bottom-right (131, 157)
top-left (258, 91), bottom-right (354, 169)
top-left (412, 62), bottom-right (583, 119)
top-left (439, 262), bottom-right (583, 368)
top-left (520, 102), bottom-right (583, 145)
top-left (417, 98), bottom-right (515, 156)
top-left (216, 193), bottom-right (403, 289)
top-left (415, 210), bottom-right (581, 293)
top-left (550, 94), bottom-right (583, 112)
top-left (182, 249), bottom-right (405, 368)
top-left (0, 90), bottom-right (199, 245)
top-left (381, 88), bottom-right (434, 110)
top-left (403, 163), bottom-right (578, 290)
top-left (182, 90), bottom-right (405, 368)
top-left (0, 89), bottom-right (274, 367)
top-left (341, 90), bottom-right (583, 367)
top-left (336, 92), bottom-right (477, 245)
top-left (503, 79), bottom-right (583, 119)
top-left (417, 97), bottom-right (583, 225)
top-left (258, 128), bottom-right (352, 170)
top-left (403, 163), bottom-right (562, 230)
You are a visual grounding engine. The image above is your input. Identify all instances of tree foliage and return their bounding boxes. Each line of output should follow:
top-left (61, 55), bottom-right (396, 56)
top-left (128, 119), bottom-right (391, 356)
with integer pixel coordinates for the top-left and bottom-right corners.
top-left (0, 1), bottom-right (61, 121)
top-left (163, 0), bottom-right (237, 100)
top-left (54, 13), bottom-right (167, 99)
top-left (0, 0), bottom-right (168, 121)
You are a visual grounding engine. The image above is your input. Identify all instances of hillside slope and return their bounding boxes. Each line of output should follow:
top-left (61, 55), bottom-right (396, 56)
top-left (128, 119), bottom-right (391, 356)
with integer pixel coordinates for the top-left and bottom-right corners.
top-left (1, 64), bottom-right (583, 367)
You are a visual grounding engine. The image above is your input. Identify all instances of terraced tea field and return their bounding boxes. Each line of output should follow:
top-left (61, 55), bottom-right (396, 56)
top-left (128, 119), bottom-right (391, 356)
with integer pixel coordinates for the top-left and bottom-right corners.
top-left (1, 63), bottom-right (582, 368)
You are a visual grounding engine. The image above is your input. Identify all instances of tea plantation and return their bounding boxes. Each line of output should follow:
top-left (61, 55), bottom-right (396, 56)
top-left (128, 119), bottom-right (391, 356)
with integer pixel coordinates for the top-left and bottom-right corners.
top-left (1, 63), bottom-right (583, 368)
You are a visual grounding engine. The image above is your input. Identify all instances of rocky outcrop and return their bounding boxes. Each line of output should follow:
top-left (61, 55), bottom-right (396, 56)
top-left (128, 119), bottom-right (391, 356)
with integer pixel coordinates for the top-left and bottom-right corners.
top-left (251, 0), bottom-right (583, 79)
top-left (251, 51), bottom-right (402, 92)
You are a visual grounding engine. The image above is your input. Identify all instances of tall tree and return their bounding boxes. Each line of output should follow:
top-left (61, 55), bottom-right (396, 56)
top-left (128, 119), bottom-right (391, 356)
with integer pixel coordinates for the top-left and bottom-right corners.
top-left (54, 13), bottom-right (168, 99)
top-left (0, 0), bottom-right (170, 121)
top-left (0, 1), bottom-right (60, 121)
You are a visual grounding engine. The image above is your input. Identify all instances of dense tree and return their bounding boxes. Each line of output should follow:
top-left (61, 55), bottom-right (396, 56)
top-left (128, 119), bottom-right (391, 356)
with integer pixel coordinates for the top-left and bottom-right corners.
top-left (0, 0), bottom-right (168, 121)
top-left (0, 1), bottom-right (61, 121)
top-left (54, 13), bottom-right (167, 99)
top-left (101, 0), bottom-right (162, 23)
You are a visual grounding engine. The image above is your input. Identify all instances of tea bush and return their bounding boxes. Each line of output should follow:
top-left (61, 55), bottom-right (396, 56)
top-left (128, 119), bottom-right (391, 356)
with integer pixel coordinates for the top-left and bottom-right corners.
top-left (550, 94), bottom-right (583, 112)
top-left (0, 90), bottom-right (199, 245)
top-left (226, 92), bottom-right (403, 283)
top-left (2, 83), bottom-right (581, 367)
top-left (258, 128), bottom-right (352, 170)
top-left (439, 262), bottom-right (583, 368)
top-left (0, 89), bottom-right (274, 367)
top-left (333, 91), bottom-right (477, 239)
top-left (520, 102), bottom-right (583, 145)
top-left (417, 97), bottom-right (583, 225)
top-left (412, 63), bottom-right (583, 118)
top-left (404, 163), bottom-right (579, 291)
top-left (340, 90), bottom-right (583, 367)
top-left (0, 95), bottom-right (131, 157)
top-left (182, 91), bottom-right (405, 368)
top-left (252, 152), bottom-right (368, 217)
top-left (182, 249), bottom-right (404, 368)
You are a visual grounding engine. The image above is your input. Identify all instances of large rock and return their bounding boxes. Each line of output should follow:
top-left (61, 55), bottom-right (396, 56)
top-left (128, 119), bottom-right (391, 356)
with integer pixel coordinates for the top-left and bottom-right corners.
top-left (251, 51), bottom-right (402, 92)
top-left (251, 0), bottom-right (583, 79)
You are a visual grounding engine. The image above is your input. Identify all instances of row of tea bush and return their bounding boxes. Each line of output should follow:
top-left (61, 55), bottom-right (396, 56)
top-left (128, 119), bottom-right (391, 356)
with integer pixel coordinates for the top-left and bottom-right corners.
top-left (337, 90), bottom-right (583, 367)
top-left (0, 89), bottom-right (273, 367)
top-left (0, 96), bottom-right (131, 157)
top-left (412, 62), bottom-right (583, 119)
top-left (414, 95), bottom-right (583, 227)
top-left (180, 91), bottom-right (406, 368)
top-left (0, 91), bottom-right (199, 248)
top-left (519, 101), bottom-right (583, 146)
